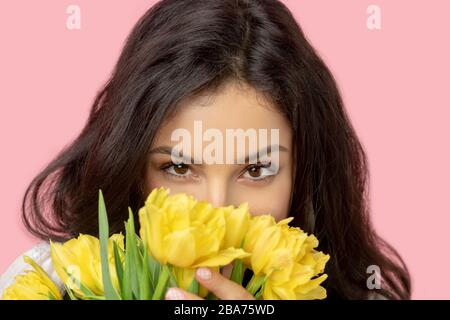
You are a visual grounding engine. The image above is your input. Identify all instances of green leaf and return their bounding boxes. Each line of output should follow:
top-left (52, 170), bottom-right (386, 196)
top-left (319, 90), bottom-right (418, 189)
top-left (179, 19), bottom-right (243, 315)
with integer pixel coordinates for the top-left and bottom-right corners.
top-left (187, 276), bottom-right (199, 295)
top-left (113, 241), bottom-right (124, 294)
top-left (122, 236), bottom-right (133, 300)
top-left (127, 208), bottom-right (142, 299)
top-left (152, 264), bottom-right (171, 300)
top-left (139, 246), bottom-right (151, 300)
top-left (147, 251), bottom-right (161, 293)
top-left (124, 207), bottom-right (142, 298)
top-left (127, 208), bottom-right (143, 276)
top-left (98, 190), bottom-right (121, 300)
top-left (136, 238), bottom-right (145, 259)
top-left (166, 264), bottom-right (178, 288)
top-left (148, 253), bottom-right (161, 290)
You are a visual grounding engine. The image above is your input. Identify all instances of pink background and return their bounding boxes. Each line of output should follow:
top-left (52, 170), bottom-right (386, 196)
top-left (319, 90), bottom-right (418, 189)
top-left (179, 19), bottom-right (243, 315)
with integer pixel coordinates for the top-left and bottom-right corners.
top-left (0, 0), bottom-right (449, 299)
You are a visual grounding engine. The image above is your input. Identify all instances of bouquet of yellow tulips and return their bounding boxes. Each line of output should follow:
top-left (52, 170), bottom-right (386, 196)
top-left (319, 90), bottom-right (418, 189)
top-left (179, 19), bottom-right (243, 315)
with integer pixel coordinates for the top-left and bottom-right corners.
top-left (2, 187), bottom-right (330, 300)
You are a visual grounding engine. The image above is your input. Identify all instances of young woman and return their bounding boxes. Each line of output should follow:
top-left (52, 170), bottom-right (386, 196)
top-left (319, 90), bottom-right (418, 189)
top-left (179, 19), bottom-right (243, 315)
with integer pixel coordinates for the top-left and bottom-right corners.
top-left (0, 0), bottom-right (411, 299)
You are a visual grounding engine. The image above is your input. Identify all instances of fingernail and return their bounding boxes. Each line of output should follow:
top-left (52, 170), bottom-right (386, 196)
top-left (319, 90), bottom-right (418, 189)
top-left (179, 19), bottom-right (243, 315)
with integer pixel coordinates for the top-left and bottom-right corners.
top-left (196, 267), bottom-right (212, 280)
top-left (165, 288), bottom-right (185, 300)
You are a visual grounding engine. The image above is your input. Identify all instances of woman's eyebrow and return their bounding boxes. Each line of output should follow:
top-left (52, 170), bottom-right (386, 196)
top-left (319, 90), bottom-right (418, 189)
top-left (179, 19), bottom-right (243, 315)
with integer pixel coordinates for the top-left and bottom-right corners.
top-left (148, 144), bottom-right (288, 164)
top-left (148, 145), bottom-right (198, 165)
top-left (240, 144), bottom-right (288, 164)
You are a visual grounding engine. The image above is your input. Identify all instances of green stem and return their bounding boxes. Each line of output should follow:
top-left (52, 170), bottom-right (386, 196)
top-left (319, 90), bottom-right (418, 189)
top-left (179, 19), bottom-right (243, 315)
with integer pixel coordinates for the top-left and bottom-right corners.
top-left (230, 259), bottom-right (245, 285)
top-left (245, 273), bottom-right (267, 296)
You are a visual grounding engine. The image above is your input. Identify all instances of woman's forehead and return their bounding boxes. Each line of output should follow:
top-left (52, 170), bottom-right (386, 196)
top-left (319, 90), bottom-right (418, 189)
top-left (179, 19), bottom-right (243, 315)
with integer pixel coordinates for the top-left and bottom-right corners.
top-left (154, 81), bottom-right (292, 147)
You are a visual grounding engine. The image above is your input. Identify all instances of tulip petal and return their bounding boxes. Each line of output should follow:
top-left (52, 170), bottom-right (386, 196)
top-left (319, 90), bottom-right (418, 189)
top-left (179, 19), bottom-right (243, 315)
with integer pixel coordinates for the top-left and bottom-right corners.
top-left (164, 229), bottom-right (196, 267)
top-left (192, 248), bottom-right (250, 268)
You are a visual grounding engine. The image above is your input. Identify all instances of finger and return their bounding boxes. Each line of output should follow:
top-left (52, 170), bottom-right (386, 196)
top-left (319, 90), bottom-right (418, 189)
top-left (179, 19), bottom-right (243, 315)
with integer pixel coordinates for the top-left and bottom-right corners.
top-left (165, 287), bottom-right (204, 300)
top-left (195, 267), bottom-right (255, 300)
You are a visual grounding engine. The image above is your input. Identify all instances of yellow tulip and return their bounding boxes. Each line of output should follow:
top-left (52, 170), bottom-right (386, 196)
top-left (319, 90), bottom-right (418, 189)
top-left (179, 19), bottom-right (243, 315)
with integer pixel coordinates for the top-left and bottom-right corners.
top-left (241, 214), bottom-right (277, 266)
top-left (243, 214), bottom-right (330, 300)
top-left (139, 187), bottom-right (250, 269)
top-left (263, 256), bottom-right (329, 300)
top-left (2, 256), bottom-right (62, 300)
top-left (50, 233), bottom-right (124, 298)
top-left (222, 203), bottom-right (251, 249)
top-left (139, 186), bottom-right (330, 300)
top-left (243, 216), bottom-right (298, 275)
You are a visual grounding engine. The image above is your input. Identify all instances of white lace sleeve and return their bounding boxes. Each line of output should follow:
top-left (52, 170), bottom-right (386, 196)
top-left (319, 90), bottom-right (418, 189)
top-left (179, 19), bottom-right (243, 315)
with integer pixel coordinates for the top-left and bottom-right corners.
top-left (0, 242), bottom-right (65, 298)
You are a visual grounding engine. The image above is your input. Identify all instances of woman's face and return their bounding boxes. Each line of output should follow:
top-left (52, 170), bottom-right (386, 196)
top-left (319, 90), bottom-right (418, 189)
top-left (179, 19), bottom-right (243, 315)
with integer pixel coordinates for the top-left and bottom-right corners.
top-left (144, 81), bottom-right (293, 221)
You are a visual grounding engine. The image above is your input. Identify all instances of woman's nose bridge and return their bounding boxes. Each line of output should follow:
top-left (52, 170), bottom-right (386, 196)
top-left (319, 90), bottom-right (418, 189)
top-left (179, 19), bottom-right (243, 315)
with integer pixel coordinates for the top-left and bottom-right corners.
top-left (204, 176), bottom-right (229, 208)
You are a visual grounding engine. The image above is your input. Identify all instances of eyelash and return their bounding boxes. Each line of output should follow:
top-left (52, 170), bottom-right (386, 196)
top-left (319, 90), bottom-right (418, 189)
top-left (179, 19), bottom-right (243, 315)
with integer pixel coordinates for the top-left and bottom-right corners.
top-left (159, 162), bottom-right (276, 182)
top-left (240, 162), bottom-right (276, 182)
top-left (160, 162), bottom-right (193, 180)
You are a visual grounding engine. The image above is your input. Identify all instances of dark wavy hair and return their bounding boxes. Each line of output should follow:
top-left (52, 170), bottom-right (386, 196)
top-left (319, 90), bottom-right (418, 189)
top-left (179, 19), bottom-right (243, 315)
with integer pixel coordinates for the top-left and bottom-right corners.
top-left (22, 0), bottom-right (411, 299)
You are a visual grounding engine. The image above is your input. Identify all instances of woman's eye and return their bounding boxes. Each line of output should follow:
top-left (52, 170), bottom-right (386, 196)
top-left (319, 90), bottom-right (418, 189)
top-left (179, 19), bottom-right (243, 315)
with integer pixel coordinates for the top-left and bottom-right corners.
top-left (242, 163), bottom-right (276, 181)
top-left (162, 163), bottom-right (192, 177)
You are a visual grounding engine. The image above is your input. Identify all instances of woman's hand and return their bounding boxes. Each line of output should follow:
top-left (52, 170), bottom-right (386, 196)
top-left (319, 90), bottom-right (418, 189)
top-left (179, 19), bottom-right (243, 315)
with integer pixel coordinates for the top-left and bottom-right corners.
top-left (164, 267), bottom-right (255, 300)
